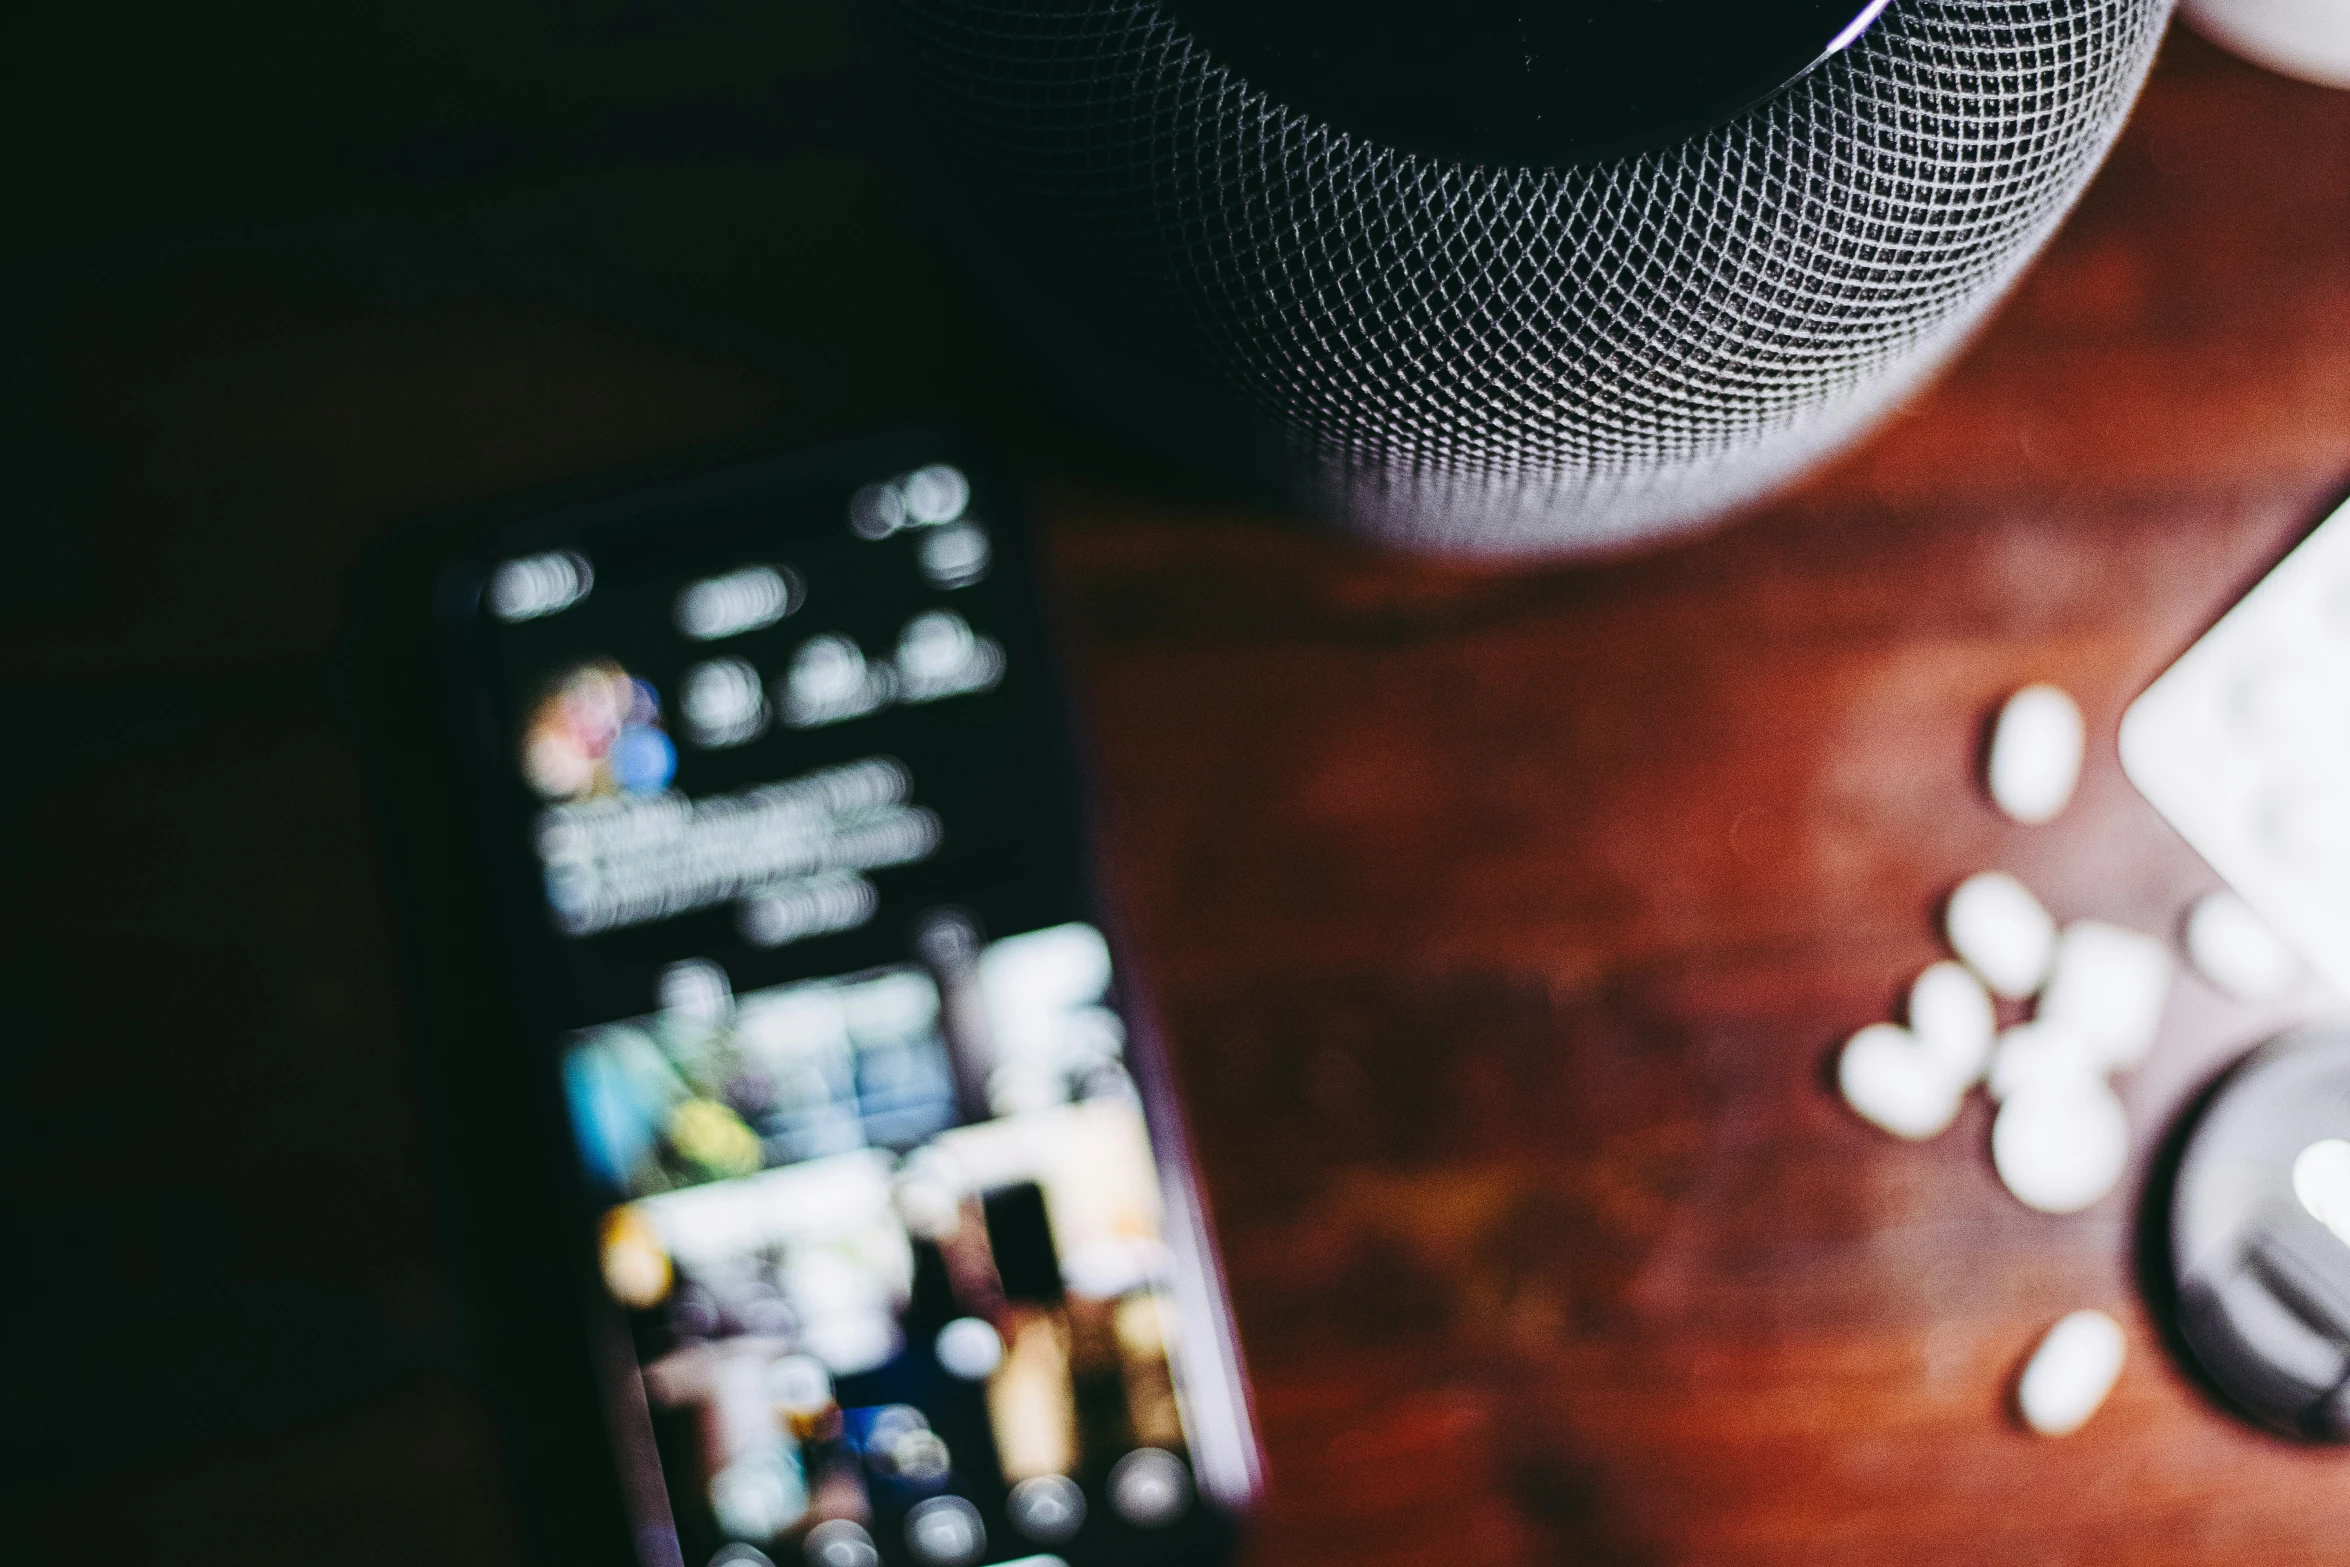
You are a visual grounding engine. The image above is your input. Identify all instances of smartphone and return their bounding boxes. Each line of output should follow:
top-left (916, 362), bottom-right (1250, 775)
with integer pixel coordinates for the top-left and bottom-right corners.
top-left (357, 432), bottom-right (1258, 1567)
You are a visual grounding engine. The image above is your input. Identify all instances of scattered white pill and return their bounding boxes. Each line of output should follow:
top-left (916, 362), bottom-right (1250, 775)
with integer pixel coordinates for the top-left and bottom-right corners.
top-left (1992, 1077), bottom-right (2131, 1213)
top-left (1946, 871), bottom-right (2059, 999)
top-left (1988, 684), bottom-right (2087, 825)
top-left (1986, 1020), bottom-right (2102, 1103)
top-left (2184, 890), bottom-right (2303, 1002)
top-left (2017, 1309), bottom-right (2127, 1436)
top-left (2036, 920), bottom-right (2173, 1072)
top-left (1908, 961), bottom-right (1996, 1084)
top-left (1840, 1023), bottom-right (1965, 1141)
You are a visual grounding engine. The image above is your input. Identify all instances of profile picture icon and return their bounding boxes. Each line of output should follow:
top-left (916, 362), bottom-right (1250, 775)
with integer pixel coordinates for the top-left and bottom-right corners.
top-left (522, 661), bottom-right (676, 801)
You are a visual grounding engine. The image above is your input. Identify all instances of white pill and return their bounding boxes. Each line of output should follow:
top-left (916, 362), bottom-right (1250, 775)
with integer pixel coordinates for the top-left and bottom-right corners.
top-left (2184, 890), bottom-right (2302, 1002)
top-left (2017, 1309), bottom-right (2127, 1436)
top-left (1840, 1023), bottom-right (1965, 1141)
top-left (1946, 872), bottom-right (2059, 999)
top-left (1986, 1019), bottom-right (2102, 1103)
top-left (1992, 1077), bottom-right (2131, 1213)
top-left (2037, 920), bottom-right (2173, 1072)
top-left (1987, 684), bottom-right (2086, 825)
top-left (1908, 961), bottom-right (1996, 1084)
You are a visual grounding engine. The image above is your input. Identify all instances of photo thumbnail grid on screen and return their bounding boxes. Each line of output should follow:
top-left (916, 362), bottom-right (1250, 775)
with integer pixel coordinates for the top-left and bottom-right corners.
top-left (461, 457), bottom-right (1237, 1566)
top-left (566, 925), bottom-right (1205, 1563)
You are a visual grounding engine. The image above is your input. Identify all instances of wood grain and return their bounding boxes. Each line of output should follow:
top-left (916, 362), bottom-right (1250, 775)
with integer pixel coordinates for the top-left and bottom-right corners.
top-left (6, 26), bottom-right (2349, 1567)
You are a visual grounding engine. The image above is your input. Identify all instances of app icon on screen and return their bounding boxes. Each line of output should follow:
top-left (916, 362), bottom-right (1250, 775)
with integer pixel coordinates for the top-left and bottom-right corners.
top-left (522, 660), bottom-right (677, 801)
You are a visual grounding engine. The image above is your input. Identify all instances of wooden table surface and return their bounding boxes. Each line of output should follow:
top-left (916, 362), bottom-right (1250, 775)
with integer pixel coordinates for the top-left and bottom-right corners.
top-left (6, 24), bottom-right (2349, 1567)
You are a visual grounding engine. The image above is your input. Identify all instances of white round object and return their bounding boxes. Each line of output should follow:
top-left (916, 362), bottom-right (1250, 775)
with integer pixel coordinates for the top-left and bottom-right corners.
top-left (919, 522), bottom-right (993, 588)
top-left (1993, 1078), bottom-right (2132, 1213)
top-left (1108, 1448), bottom-right (1193, 1528)
top-left (708, 1451), bottom-right (807, 1544)
top-left (2184, 890), bottom-right (2303, 1002)
top-left (681, 657), bottom-right (769, 747)
top-left (1987, 684), bottom-right (2086, 825)
top-left (2182, 0), bottom-right (2350, 88)
top-left (1987, 1020), bottom-right (2103, 1103)
top-left (903, 463), bottom-right (972, 525)
top-left (2017, 1309), bottom-right (2128, 1436)
top-left (1840, 1023), bottom-right (1965, 1141)
top-left (934, 1317), bottom-right (1005, 1380)
top-left (2037, 920), bottom-right (2174, 1072)
top-left (805, 1522), bottom-right (878, 1567)
top-left (489, 550), bottom-right (593, 622)
top-left (1946, 871), bottom-right (2059, 999)
top-left (904, 1496), bottom-right (987, 1567)
top-left (1007, 1474), bottom-right (1087, 1543)
top-left (1908, 961), bottom-right (1996, 1083)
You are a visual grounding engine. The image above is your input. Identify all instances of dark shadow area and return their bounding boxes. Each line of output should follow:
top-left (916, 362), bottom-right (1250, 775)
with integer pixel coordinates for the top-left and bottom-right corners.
top-left (2133, 1038), bottom-right (2261, 1426)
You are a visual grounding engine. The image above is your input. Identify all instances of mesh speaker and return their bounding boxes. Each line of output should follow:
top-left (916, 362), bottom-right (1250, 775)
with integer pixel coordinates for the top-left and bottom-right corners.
top-left (875, 0), bottom-right (2175, 554)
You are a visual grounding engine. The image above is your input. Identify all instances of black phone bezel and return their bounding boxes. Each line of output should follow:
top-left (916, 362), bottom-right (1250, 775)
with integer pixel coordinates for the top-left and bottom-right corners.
top-left (349, 428), bottom-right (1259, 1567)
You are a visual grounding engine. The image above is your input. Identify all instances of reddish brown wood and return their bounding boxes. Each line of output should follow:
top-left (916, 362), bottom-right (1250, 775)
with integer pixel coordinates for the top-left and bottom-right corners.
top-left (1049, 32), bottom-right (2350, 1565)
top-left (7, 26), bottom-right (2349, 1567)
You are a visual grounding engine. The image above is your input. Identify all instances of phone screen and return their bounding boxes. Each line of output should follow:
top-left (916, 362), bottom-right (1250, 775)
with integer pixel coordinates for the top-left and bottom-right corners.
top-left (437, 444), bottom-right (1253, 1567)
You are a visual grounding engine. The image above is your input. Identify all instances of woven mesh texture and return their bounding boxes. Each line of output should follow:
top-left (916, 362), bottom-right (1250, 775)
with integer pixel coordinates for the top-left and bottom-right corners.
top-left (880, 0), bottom-right (2172, 551)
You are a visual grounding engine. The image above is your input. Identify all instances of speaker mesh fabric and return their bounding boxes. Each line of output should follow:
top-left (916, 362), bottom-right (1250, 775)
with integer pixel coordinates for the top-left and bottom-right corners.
top-left (878, 0), bottom-right (2173, 552)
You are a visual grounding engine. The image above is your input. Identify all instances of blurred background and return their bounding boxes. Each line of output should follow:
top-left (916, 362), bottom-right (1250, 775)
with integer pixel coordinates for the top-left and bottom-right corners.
top-left (4, 2), bottom-right (2349, 1563)
top-left (3, 5), bottom-right (998, 1559)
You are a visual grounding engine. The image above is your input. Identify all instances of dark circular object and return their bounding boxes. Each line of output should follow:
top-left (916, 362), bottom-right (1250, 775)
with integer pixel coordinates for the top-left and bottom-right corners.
top-left (2171, 1025), bottom-right (2350, 1439)
top-left (872, 0), bottom-right (2171, 554)
top-left (1165, 0), bottom-right (1891, 167)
